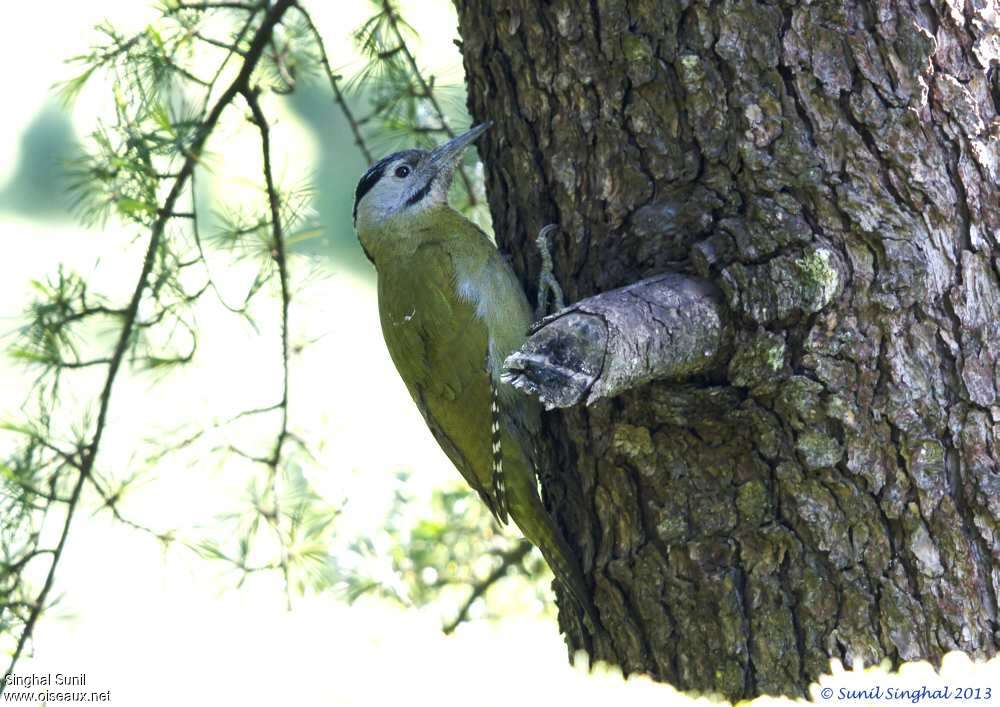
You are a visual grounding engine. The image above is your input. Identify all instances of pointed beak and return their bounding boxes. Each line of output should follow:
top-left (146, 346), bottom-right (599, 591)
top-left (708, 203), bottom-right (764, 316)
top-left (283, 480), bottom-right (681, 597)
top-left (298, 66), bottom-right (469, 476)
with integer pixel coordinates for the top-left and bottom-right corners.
top-left (426, 122), bottom-right (491, 173)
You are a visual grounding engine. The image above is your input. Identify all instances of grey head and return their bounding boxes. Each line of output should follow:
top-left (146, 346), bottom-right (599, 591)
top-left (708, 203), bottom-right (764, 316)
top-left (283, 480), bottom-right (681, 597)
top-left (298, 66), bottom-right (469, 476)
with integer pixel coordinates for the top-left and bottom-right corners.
top-left (352, 124), bottom-right (489, 259)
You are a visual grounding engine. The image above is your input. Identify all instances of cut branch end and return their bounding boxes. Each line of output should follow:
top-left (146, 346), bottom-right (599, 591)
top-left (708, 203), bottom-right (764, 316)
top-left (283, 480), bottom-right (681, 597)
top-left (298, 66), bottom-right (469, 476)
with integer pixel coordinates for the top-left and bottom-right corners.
top-left (503, 273), bottom-right (728, 408)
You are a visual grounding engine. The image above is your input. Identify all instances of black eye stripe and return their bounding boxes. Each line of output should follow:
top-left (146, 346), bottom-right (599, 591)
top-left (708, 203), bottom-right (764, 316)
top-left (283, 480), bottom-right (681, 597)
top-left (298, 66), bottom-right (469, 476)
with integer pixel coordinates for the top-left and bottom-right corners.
top-left (353, 166), bottom-right (383, 223)
top-left (353, 153), bottom-right (401, 224)
top-left (353, 149), bottom-right (426, 225)
top-left (404, 179), bottom-right (433, 207)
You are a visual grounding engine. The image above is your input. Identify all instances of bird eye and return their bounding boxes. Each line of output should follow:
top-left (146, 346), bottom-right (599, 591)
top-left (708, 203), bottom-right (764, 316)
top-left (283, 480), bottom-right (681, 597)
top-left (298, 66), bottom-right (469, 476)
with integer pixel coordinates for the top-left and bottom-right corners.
top-left (394, 165), bottom-right (411, 178)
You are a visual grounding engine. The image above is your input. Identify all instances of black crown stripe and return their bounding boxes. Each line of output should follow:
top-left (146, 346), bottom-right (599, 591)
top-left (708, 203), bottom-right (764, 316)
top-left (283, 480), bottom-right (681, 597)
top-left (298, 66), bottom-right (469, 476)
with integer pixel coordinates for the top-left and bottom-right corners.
top-left (352, 151), bottom-right (408, 224)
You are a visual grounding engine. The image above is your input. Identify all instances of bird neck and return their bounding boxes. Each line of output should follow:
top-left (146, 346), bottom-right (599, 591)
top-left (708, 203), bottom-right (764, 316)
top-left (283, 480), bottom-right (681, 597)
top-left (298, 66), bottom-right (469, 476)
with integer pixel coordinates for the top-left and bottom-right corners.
top-left (361, 205), bottom-right (475, 267)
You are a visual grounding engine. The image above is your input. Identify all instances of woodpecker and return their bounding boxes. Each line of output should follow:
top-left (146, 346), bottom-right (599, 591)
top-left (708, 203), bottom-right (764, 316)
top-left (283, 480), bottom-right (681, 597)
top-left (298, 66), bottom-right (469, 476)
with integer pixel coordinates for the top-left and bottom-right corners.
top-left (353, 124), bottom-right (595, 623)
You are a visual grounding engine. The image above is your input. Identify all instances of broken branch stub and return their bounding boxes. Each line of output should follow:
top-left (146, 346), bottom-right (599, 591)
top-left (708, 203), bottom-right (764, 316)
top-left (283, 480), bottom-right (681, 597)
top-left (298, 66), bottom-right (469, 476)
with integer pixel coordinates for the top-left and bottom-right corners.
top-left (503, 273), bottom-right (727, 409)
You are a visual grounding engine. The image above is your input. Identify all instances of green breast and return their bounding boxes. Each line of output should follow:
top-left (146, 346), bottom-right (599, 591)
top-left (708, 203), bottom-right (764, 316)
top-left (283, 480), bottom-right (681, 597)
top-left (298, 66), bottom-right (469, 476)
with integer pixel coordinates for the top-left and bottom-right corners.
top-left (377, 241), bottom-right (498, 505)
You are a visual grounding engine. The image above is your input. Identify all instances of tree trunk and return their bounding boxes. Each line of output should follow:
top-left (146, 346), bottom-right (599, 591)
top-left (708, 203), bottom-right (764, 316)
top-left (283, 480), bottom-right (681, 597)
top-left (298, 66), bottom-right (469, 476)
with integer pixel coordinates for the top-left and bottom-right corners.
top-left (454, 0), bottom-right (1000, 699)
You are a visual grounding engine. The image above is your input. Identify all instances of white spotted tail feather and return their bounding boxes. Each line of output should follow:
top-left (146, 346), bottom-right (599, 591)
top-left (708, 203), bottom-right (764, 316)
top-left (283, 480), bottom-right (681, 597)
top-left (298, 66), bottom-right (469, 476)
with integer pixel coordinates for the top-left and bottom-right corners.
top-left (490, 378), bottom-right (508, 523)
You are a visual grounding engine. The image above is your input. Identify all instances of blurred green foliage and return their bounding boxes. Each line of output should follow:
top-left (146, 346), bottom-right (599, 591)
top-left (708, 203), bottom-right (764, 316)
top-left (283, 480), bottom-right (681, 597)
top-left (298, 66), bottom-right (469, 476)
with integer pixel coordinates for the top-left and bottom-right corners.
top-left (0, 107), bottom-right (80, 220)
top-left (283, 85), bottom-right (372, 270)
top-left (326, 473), bottom-right (549, 630)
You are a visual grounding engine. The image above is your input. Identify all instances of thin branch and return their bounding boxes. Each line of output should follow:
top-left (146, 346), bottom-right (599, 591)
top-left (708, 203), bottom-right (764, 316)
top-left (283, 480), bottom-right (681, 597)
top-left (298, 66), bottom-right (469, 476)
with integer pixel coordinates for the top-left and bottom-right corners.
top-left (167, 61), bottom-right (210, 87)
top-left (188, 171), bottom-right (259, 320)
top-left (168, 1), bottom-right (261, 12)
top-left (2, 469), bottom-right (86, 688)
top-left (442, 540), bottom-right (533, 634)
top-left (56, 305), bottom-right (126, 325)
top-left (241, 85), bottom-right (293, 609)
top-left (144, 400), bottom-right (284, 468)
top-left (87, 473), bottom-right (173, 543)
top-left (268, 37), bottom-right (297, 94)
top-left (55, 358), bottom-right (114, 370)
top-left (294, 5), bottom-right (373, 162)
top-left (240, 88), bottom-right (291, 468)
top-left (193, 30), bottom-right (248, 55)
top-left (196, 4), bottom-right (261, 116)
top-left (380, 0), bottom-right (476, 202)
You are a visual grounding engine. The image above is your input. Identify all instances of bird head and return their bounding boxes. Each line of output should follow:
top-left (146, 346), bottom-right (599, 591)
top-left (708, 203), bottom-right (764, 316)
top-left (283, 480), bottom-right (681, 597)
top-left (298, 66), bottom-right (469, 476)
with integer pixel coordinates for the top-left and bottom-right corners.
top-left (352, 123), bottom-right (489, 259)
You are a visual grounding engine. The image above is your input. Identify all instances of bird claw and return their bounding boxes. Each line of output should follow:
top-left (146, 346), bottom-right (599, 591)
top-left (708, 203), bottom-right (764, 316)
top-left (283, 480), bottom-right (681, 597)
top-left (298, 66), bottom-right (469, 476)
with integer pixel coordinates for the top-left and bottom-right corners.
top-left (535, 224), bottom-right (565, 319)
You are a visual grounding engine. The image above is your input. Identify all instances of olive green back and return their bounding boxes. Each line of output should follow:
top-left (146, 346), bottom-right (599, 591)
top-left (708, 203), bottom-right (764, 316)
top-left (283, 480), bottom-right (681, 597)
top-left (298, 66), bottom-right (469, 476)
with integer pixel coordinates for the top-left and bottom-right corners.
top-left (377, 235), bottom-right (503, 515)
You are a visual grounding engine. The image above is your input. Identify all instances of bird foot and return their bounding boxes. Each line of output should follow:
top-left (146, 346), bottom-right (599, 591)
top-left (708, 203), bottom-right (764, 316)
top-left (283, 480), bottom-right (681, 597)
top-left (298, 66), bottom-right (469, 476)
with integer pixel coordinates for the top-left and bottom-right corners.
top-left (535, 224), bottom-right (565, 319)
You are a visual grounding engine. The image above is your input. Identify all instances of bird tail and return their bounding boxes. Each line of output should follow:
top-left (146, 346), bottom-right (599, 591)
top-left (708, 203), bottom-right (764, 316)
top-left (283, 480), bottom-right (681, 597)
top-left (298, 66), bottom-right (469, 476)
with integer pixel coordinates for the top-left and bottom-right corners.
top-left (503, 452), bottom-right (599, 627)
top-left (528, 510), bottom-right (600, 628)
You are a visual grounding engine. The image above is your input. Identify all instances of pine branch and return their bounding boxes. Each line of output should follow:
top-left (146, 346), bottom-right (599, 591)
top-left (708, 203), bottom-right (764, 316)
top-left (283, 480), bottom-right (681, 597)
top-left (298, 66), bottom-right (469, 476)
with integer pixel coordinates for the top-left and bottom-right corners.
top-left (294, 4), bottom-right (373, 162)
top-left (379, 0), bottom-right (477, 203)
top-left (1, 0), bottom-right (297, 689)
top-left (240, 85), bottom-right (294, 608)
top-left (166, 1), bottom-right (261, 12)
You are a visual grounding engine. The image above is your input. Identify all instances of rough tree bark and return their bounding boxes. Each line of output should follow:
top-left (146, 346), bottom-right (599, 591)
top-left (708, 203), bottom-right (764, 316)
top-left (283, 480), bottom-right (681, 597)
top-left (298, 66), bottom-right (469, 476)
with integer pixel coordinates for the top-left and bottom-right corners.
top-left (453, 0), bottom-right (1000, 699)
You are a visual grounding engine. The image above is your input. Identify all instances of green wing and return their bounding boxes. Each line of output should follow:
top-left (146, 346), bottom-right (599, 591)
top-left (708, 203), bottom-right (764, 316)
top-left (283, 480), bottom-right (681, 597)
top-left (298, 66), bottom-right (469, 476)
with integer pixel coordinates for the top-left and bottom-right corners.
top-left (375, 232), bottom-right (596, 619)
top-left (377, 242), bottom-right (505, 521)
